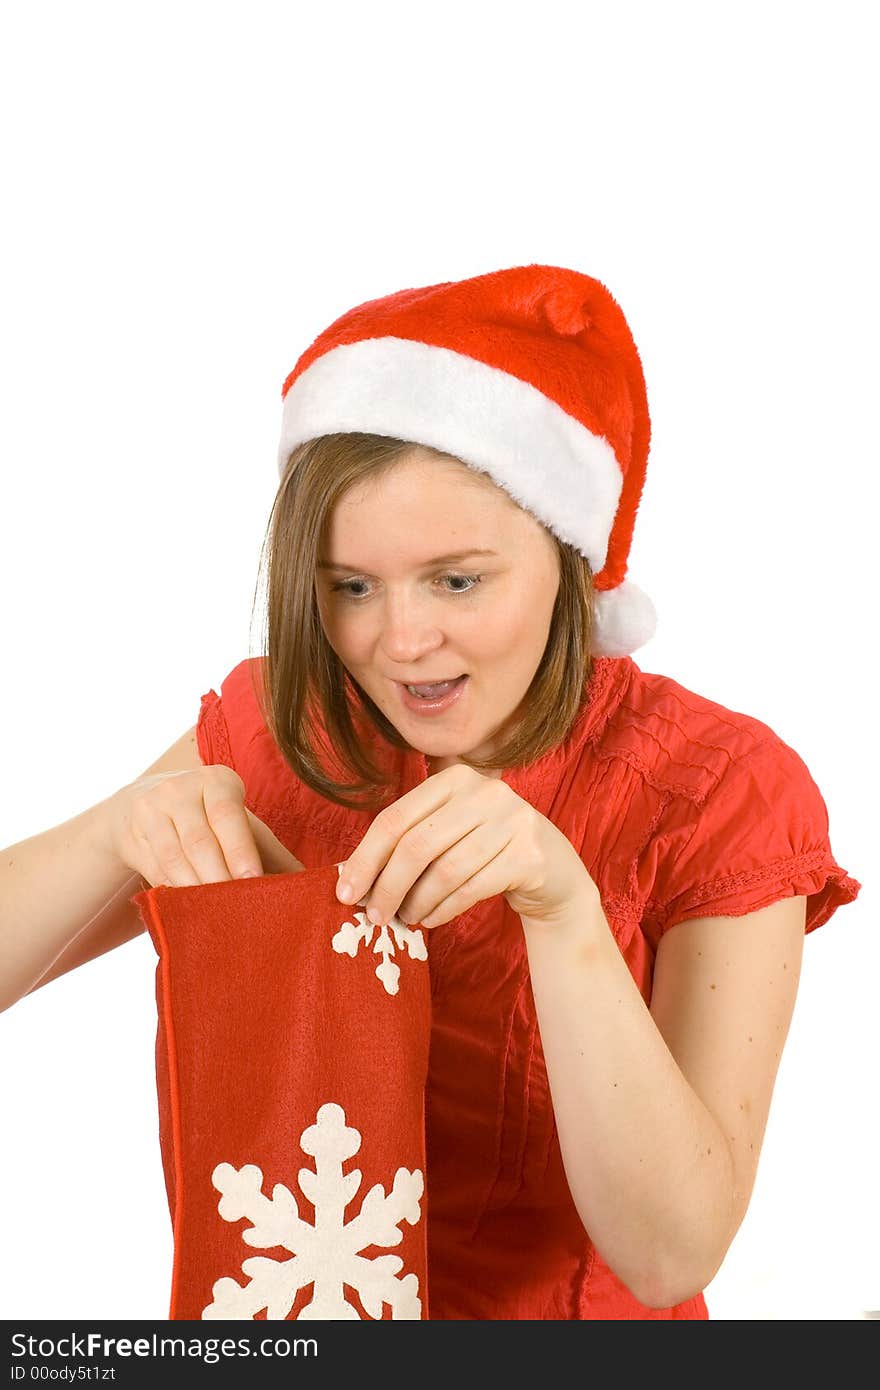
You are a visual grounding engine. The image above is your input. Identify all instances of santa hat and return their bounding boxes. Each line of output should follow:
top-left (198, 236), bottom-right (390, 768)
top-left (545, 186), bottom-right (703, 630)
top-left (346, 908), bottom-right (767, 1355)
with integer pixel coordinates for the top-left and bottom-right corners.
top-left (277, 263), bottom-right (657, 658)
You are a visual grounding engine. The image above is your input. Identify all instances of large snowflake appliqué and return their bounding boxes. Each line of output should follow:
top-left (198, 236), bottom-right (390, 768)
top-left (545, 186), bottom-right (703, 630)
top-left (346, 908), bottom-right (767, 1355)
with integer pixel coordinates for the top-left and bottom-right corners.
top-left (331, 910), bottom-right (428, 995)
top-left (202, 1102), bottom-right (424, 1320)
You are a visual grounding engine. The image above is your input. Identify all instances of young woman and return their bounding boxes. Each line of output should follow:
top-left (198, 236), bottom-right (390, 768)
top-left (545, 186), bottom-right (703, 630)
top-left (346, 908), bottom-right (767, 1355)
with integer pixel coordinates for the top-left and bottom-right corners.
top-left (1, 263), bottom-right (861, 1319)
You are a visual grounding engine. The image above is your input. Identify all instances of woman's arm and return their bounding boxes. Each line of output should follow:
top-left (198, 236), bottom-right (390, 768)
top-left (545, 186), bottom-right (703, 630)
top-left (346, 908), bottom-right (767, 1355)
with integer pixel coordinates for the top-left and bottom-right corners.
top-left (520, 890), bottom-right (805, 1309)
top-left (0, 727), bottom-right (203, 1012)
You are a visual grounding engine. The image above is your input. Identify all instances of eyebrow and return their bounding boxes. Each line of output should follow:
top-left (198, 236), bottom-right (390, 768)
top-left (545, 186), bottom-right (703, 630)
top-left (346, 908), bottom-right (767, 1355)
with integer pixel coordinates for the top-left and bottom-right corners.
top-left (317, 548), bottom-right (499, 573)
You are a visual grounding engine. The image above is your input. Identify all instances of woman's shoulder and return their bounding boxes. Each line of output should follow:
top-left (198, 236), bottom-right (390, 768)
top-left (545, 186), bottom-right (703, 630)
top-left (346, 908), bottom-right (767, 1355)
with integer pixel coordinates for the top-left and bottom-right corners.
top-left (592, 659), bottom-right (860, 940)
top-left (596, 657), bottom-right (808, 806)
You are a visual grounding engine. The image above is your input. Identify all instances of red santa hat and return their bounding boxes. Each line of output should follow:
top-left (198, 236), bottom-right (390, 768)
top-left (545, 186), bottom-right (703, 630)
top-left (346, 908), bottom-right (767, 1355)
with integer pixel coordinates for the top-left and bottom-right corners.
top-left (277, 262), bottom-right (657, 659)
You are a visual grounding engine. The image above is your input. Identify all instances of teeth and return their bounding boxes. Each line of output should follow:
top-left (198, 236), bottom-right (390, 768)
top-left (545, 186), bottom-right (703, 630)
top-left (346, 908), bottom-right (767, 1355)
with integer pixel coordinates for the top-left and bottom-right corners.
top-left (406, 678), bottom-right (461, 697)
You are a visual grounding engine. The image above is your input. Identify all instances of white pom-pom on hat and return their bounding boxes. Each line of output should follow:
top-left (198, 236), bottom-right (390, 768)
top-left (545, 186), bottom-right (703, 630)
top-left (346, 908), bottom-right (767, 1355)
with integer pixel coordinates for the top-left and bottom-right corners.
top-left (591, 581), bottom-right (658, 659)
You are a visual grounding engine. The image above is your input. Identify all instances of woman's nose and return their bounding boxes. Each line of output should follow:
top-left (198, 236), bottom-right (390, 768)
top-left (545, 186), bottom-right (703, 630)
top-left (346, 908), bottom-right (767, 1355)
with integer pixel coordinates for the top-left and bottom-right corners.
top-left (379, 595), bottom-right (443, 662)
top-left (381, 628), bottom-right (444, 663)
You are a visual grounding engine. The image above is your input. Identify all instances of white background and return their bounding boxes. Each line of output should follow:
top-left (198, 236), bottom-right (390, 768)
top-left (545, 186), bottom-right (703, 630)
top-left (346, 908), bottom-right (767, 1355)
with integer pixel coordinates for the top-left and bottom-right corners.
top-left (1, 0), bottom-right (876, 1323)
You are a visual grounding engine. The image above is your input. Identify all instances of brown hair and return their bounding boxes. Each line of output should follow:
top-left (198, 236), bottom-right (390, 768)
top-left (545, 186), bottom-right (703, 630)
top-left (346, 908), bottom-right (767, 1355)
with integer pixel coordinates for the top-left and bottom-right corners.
top-left (249, 433), bottom-right (595, 811)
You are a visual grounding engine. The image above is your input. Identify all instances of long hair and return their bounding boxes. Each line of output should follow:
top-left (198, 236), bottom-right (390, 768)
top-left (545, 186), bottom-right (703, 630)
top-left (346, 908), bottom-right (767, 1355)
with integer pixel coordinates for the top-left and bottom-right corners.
top-left (249, 433), bottom-right (595, 811)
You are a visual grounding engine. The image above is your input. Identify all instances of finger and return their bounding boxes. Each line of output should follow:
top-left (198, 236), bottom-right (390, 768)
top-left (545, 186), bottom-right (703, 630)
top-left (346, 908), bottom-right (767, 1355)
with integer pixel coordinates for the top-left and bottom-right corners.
top-left (396, 821), bottom-right (511, 926)
top-left (336, 778), bottom-right (458, 908)
top-left (132, 834), bottom-right (177, 889)
top-left (361, 802), bottom-right (487, 926)
top-left (137, 810), bottom-right (205, 887)
top-left (198, 783), bottom-right (265, 879)
top-left (417, 842), bottom-right (512, 928)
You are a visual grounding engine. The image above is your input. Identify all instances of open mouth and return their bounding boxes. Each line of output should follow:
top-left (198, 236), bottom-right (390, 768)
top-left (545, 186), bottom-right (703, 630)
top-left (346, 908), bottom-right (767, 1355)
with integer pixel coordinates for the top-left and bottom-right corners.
top-left (404, 675), bottom-right (467, 699)
top-left (394, 674), bottom-right (469, 713)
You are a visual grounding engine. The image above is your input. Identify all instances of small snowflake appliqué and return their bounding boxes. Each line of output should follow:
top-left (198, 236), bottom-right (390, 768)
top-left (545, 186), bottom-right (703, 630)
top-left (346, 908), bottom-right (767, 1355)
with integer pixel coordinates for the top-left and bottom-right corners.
top-left (202, 1101), bottom-right (424, 1320)
top-left (332, 911), bottom-right (428, 995)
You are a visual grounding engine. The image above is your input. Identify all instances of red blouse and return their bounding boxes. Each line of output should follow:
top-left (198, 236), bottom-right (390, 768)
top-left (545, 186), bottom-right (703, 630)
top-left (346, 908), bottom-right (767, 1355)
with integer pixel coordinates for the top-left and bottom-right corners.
top-left (195, 653), bottom-right (861, 1320)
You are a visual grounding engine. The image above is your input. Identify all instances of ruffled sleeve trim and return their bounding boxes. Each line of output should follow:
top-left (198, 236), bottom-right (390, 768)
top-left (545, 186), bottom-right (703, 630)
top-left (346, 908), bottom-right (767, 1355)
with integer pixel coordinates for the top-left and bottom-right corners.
top-left (650, 844), bottom-right (862, 937)
top-left (196, 687), bottom-right (234, 771)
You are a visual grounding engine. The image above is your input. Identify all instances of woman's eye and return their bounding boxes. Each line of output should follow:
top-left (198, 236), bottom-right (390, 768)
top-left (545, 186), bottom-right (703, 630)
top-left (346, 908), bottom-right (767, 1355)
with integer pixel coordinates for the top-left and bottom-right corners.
top-left (329, 573), bottom-right (483, 600)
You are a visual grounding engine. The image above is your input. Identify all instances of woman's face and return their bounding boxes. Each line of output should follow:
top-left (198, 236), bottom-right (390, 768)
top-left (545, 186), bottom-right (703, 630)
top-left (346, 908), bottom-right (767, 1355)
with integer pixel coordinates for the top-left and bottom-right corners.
top-left (315, 449), bottom-right (561, 772)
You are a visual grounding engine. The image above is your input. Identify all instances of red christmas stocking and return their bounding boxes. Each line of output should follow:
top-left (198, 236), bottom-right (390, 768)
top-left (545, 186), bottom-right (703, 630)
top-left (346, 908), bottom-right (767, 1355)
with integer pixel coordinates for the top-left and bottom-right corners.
top-left (132, 863), bottom-right (431, 1320)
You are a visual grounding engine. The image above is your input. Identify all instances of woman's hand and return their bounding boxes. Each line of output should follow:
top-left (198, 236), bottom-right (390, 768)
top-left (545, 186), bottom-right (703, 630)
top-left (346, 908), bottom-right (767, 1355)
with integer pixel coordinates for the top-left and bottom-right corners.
top-left (106, 767), bottom-right (305, 887)
top-left (335, 764), bottom-right (598, 928)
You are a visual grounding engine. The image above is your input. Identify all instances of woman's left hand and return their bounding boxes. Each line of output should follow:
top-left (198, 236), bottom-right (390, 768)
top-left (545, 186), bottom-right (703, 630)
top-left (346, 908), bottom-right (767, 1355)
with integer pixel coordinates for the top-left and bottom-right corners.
top-left (335, 764), bottom-right (598, 929)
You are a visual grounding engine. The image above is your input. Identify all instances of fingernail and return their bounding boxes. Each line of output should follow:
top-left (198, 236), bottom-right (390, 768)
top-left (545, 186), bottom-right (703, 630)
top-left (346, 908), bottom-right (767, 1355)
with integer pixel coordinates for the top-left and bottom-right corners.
top-left (337, 881), bottom-right (355, 902)
top-left (241, 870), bottom-right (259, 879)
top-left (367, 906), bottom-right (384, 926)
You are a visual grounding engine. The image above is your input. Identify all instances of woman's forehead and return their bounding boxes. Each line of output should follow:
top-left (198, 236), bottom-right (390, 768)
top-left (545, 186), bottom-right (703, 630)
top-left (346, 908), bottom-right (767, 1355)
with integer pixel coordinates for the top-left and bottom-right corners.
top-left (334, 454), bottom-right (511, 517)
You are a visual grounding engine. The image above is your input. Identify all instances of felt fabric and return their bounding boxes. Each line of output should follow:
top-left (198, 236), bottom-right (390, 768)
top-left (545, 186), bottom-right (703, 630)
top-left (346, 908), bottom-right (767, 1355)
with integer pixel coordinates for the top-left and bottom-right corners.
top-left (133, 863), bottom-right (431, 1321)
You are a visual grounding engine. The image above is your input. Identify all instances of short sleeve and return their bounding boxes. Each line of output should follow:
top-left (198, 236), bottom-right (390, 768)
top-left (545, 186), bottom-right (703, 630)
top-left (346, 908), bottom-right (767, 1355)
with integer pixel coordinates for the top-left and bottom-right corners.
top-left (644, 737), bottom-right (862, 943)
top-left (194, 658), bottom-right (309, 855)
top-left (194, 658), bottom-right (285, 812)
top-left (196, 687), bottom-right (234, 770)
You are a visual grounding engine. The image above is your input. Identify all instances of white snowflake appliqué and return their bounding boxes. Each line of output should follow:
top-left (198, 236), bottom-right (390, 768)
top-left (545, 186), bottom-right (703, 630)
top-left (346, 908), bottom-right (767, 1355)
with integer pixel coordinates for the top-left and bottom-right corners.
top-left (332, 910), bottom-right (428, 995)
top-left (332, 860), bottom-right (428, 995)
top-left (202, 1102), bottom-right (424, 1320)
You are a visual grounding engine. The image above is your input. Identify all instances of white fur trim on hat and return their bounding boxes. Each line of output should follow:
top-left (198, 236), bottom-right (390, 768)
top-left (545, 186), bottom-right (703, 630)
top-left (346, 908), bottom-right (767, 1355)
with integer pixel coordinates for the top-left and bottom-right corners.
top-left (279, 336), bottom-right (622, 577)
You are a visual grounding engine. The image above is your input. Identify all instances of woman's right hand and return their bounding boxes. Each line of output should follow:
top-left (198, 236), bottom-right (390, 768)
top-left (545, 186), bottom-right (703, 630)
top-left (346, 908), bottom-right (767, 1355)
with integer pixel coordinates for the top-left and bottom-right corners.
top-left (105, 766), bottom-right (305, 887)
